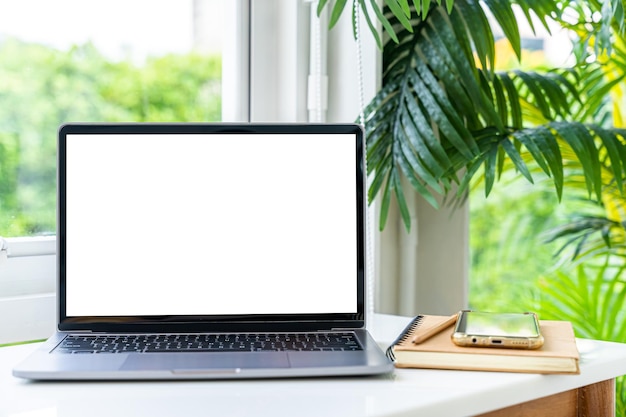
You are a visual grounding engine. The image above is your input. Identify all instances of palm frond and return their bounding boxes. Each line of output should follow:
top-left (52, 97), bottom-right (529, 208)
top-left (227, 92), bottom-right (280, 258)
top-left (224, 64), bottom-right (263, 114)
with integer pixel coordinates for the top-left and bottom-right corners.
top-left (511, 0), bottom-right (560, 36)
top-left (541, 155), bottom-right (626, 263)
top-left (458, 122), bottom-right (626, 204)
top-left (544, 214), bottom-right (626, 261)
top-left (364, 1), bottom-right (514, 229)
top-left (363, 0), bottom-right (626, 230)
top-left (537, 261), bottom-right (626, 342)
top-left (322, 0), bottom-right (562, 52)
top-left (320, 0), bottom-right (451, 49)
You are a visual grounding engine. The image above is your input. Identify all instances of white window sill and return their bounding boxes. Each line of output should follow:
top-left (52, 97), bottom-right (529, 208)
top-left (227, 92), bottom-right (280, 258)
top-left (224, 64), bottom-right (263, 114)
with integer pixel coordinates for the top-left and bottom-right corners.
top-left (0, 237), bottom-right (56, 344)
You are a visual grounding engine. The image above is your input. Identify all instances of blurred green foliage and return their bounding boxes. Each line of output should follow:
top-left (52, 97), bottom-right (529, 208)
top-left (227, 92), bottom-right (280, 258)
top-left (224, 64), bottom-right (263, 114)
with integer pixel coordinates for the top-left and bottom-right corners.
top-left (0, 38), bottom-right (221, 236)
top-left (468, 179), bottom-right (561, 313)
top-left (469, 177), bottom-right (626, 414)
top-left (468, 172), bottom-right (601, 313)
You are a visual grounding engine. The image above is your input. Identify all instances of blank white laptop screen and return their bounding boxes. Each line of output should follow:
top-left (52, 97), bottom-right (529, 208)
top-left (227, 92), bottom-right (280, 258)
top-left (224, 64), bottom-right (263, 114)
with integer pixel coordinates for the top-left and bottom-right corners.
top-left (64, 132), bottom-right (358, 317)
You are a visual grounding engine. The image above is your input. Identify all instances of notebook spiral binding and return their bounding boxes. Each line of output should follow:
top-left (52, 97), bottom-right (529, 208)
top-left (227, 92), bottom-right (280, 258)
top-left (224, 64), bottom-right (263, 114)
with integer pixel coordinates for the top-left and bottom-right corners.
top-left (385, 315), bottom-right (424, 361)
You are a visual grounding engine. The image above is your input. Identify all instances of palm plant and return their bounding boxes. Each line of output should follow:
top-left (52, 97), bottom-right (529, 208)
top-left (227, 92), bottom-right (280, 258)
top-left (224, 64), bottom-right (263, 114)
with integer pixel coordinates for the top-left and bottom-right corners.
top-left (320, 0), bottom-right (626, 232)
top-left (320, 0), bottom-right (626, 414)
top-left (536, 0), bottom-right (626, 263)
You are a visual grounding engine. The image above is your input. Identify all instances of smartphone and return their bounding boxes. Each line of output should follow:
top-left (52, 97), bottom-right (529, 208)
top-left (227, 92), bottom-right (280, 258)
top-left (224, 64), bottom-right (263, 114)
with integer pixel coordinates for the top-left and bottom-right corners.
top-left (451, 310), bottom-right (544, 349)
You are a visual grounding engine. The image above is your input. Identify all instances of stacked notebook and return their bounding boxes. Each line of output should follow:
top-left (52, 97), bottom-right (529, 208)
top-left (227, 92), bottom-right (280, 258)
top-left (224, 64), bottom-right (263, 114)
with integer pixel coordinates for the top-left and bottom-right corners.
top-left (387, 315), bottom-right (580, 374)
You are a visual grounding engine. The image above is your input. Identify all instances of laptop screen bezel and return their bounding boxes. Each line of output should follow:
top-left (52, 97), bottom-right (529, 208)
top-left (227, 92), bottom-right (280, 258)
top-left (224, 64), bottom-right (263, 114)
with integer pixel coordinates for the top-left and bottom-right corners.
top-left (57, 123), bottom-right (366, 332)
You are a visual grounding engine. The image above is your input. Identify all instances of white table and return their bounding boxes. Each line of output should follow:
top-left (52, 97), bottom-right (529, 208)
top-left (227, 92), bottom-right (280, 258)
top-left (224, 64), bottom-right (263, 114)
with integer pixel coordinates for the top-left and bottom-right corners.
top-left (2, 314), bottom-right (626, 417)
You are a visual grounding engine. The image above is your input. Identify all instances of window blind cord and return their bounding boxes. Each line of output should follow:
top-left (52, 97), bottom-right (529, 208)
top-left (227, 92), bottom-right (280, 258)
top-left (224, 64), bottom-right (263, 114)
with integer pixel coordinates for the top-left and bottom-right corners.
top-left (353, 0), bottom-right (375, 325)
top-left (354, 0), bottom-right (366, 127)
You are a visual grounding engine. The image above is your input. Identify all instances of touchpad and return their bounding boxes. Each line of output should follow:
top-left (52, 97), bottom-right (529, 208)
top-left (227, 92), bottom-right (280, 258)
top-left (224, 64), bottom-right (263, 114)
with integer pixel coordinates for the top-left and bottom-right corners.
top-left (121, 352), bottom-right (290, 371)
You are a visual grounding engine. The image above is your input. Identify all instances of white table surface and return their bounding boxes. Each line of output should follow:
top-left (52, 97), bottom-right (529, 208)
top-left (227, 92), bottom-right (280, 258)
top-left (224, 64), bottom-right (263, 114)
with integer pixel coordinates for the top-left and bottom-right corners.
top-left (2, 314), bottom-right (626, 417)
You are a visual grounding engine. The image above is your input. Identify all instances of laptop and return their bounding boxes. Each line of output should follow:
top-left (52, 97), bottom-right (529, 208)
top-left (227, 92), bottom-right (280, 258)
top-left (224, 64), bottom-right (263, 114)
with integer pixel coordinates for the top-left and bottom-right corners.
top-left (13, 122), bottom-right (393, 380)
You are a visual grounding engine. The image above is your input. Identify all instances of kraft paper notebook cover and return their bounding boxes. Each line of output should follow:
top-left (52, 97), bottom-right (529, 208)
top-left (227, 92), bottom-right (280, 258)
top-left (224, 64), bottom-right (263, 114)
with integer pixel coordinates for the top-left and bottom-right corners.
top-left (387, 315), bottom-right (580, 374)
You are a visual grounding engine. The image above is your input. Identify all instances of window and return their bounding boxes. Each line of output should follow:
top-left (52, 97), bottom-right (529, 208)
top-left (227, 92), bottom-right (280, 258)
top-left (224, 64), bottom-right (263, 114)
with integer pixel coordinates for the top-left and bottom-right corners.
top-left (0, 0), bottom-right (386, 344)
top-left (0, 0), bottom-right (228, 343)
top-left (468, 15), bottom-right (575, 312)
top-left (0, 0), bottom-right (223, 239)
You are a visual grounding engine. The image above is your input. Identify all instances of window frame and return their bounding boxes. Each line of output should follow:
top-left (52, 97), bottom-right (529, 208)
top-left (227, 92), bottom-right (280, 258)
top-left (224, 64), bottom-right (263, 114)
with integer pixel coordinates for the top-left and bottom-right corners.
top-left (0, 0), bottom-right (315, 344)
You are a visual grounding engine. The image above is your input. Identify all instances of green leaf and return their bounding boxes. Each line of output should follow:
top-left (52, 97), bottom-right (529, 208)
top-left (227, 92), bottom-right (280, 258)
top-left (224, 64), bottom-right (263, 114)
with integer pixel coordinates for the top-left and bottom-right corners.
top-left (604, 266), bottom-right (626, 337)
top-left (329, 0), bottom-right (349, 29)
top-left (533, 72), bottom-right (569, 118)
top-left (368, 152), bottom-right (392, 203)
top-left (359, 0), bottom-right (383, 48)
top-left (598, 0), bottom-right (614, 55)
top-left (391, 165), bottom-right (412, 232)
top-left (378, 169), bottom-right (394, 230)
top-left (570, 65), bottom-right (624, 122)
top-left (551, 122), bottom-right (602, 200)
top-left (496, 140), bottom-right (506, 180)
top-left (457, 151), bottom-right (486, 198)
top-left (481, 0), bottom-right (521, 59)
top-left (592, 125), bottom-right (625, 194)
top-left (411, 60), bottom-right (477, 158)
top-left (396, 152), bottom-right (440, 209)
top-left (421, 0), bottom-right (431, 18)
top-left (572, 125), bottom-right (604, 200)
top-left (403, 91), bottom-right (453, 171)
top-left (483, 143), bottom-right (499, 196)
top-left (427, 11), bottom-right (488, 102)
top-left (513, 70), bottom-right (553, 119)
top-left (384, 0), bottom-right (414, 33)
top-left (454, 0), bottom-right (495, 73)
top-left (513, 0), bottom-right (556, 35)
top-left (501, 138), bottom-right (533, 183)
top-left (317, 0), bottom-right (330, 17)
top-left (497, 72), bottom-right (522, 129)
top-left (445, 0), bottom-right (454, 14)
top-left (491, 76), bottom-right (508, 127)
top-left (533, 126), bottom-right (564, 200)
top-left (370, 0), bottom-right (400, 44)
top-left (417, 22), bottom-right (479, 127)
top-left (549, 69), bottom-right (582, 106)
top-left (446, 8), bottom-right (479, 71)
top-left (613, 0), bottom-right (625, 34)
top-left (513, 129), bottom-right (552, 179)
top-left (397, 113), bottom-right (443, 193)
top-left (396, 0), bottom-right (412, 16)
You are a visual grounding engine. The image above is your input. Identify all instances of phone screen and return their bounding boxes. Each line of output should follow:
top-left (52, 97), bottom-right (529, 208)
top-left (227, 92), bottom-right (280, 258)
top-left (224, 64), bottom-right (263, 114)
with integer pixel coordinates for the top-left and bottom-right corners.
top-left (460, 312), bottom-right (540, 337)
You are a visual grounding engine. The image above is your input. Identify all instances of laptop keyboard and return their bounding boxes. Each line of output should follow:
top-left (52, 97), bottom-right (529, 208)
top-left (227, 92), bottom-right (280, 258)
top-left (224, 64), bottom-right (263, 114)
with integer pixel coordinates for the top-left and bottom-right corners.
top-left (54, 332), bottom-right (363, 354)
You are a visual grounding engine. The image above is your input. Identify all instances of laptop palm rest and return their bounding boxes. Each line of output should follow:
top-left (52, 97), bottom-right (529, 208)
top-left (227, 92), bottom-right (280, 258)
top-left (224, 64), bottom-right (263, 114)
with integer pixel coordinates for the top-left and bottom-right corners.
top-left (287, 351), bottom-right (366, 367)
top-left (120, 352), bottom-right (290, 371)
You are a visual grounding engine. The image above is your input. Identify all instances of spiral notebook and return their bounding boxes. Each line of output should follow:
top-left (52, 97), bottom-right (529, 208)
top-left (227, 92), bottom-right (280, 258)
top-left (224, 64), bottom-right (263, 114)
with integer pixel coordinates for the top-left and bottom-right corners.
top-left (387, 315), bottom-right (580, 374)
